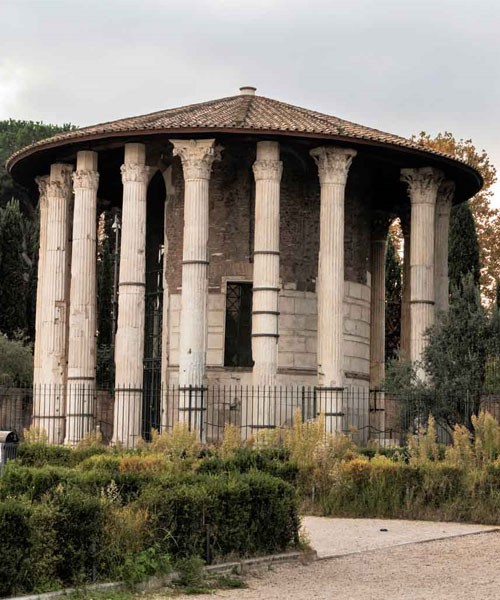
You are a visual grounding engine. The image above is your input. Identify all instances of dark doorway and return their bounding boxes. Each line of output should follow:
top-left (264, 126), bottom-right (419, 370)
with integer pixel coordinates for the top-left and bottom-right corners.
top-left (224, 282), bottom-right (253, 368)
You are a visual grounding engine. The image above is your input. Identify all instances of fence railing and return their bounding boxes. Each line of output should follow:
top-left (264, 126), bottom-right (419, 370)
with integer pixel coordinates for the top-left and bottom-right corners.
top-left (0, 383), bottom-right (498, 448)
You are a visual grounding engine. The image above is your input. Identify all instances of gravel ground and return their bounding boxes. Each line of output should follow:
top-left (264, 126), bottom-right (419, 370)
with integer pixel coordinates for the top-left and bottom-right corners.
top-left (170, 528), bottom-right (500, 600)
top-left (302, 516), bottom-right (498, 558)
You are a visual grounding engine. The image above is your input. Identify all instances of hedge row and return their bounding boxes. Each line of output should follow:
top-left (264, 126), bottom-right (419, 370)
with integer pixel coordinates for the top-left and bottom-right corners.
top-left (309, 458), bottom-right (500, 524)
top-left (0, 467), bottom-right (298, 597)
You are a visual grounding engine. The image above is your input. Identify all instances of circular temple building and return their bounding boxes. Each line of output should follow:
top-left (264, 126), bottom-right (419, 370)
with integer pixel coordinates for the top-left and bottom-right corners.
top-left (7, 86), bottom-right (482, 446)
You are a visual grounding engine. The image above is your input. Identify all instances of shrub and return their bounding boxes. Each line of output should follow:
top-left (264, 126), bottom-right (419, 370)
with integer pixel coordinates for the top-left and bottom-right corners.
top-left (0, 499), bottom-right (31, 596)
top-left (139, 471), bottom-right (299, 559)
top-left (50, 487), bottom-right (104, 585)
top-left (17, 442), bottom-right (107, 468)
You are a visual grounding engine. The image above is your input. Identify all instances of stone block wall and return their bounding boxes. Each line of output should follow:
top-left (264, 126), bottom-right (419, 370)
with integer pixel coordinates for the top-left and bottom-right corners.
top-left (165, 278), bottom-right (371, 389)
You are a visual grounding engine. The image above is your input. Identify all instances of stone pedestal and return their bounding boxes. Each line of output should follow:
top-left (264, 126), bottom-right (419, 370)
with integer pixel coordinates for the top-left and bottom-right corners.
top-left (311, 146), bottom-right (356, 433)
top-left (170, 139), bottom-right (221, 435)
top-left (401, 167), bottom-right (444, 377)
top-left (251, 141), bottom-right (282, 429)
top-left (36, 163), bottom-right (73, 444)
top-left (65, 151), bottom-right (99, 445)
top-left (113, 144), bottom-right (152, 447)
top-left (435, 181), bottom-right (455, 314)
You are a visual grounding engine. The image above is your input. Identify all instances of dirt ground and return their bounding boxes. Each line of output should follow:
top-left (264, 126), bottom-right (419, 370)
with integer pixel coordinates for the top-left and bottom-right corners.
top-left (171, 530), bottom-right (500, 600)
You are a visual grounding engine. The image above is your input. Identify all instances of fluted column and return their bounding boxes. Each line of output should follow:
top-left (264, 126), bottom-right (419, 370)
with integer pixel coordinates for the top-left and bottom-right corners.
top-left (311, 146), bottom-right (356, 433)
top-left (170, 139), bottom-right (221, 434)
top-left (435, 181), bottom-right (455, 314)
top-left (370, 216), bottom-right (390, 389)
top-left (250, 141), bottom-right (282, 430)
top-left (400, 211), bottom-right (411, 360)
top-left (65, 151), bottom-right (99, 445)
top-left (401, 167), bottom-right (444, 375)
top-left (37, 163), bottom-right (73, 443)
top-left (369, 215), bottom-right (390, 441)
top-left (113, 143), bottom-right (152, 447)
top-left (252, 142), bottom-right (282, 386)
top-left (33, 176), bottom-right (49, 388)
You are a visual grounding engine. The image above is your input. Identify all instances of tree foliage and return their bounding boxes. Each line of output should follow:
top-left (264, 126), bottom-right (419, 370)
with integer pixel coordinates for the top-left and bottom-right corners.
top-left (412, 131), bottom-right (499, 303)
top-left (0, 200), bottom-right (31, 337)
top-left (422, 275), bottom-right (488, 422)
top-left (448, 201), bottom-right (481, 291)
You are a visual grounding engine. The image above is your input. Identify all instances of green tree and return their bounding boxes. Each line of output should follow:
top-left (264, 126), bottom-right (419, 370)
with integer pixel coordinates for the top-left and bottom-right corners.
top-left (0, 119), bottom-right (75, 214)
top-left (385, 232), bottom-right (402, 361)
top-left (0, 334), bottom-right (33, 384)
top-left (0, 200), bottom-right (30, 337)
top-left (448, 201), bottom-right (481, 291)
top-left (422, 275), bottom-right (488, 428)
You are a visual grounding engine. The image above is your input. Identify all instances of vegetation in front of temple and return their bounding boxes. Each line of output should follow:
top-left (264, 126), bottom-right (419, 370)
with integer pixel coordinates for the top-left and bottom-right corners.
top-left (2, 412), bottom-right (500, 597)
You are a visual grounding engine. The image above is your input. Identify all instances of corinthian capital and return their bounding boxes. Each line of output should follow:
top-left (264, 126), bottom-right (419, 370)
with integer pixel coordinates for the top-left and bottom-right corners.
top-left (253, 159), bottom-right (283, 182)
top-left (170, 139), bottom-right (223, 180)
top-left (73, 170), bottom-right (99, 191)
top-left (400, 167), bottom-right (444, 204)
top-left (47, 164), bottom-right (74, 199)
top-left (120, 163), bottom-right (154, 184)
top-left (436, 180), bottom-right (455, 214)
top-left (310, 146), bottom-right (357, 185)
top-left (35, 175), bottom-right (49, 199)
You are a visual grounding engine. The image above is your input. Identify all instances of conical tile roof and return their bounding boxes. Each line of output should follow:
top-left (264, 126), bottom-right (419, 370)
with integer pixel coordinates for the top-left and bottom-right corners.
top-left (6, 89), bottom-right (483, 202)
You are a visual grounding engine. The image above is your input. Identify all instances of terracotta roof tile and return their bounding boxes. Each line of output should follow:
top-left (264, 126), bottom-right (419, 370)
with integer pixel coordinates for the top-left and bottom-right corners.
top-left (6, 93), bottom-right (475, 170)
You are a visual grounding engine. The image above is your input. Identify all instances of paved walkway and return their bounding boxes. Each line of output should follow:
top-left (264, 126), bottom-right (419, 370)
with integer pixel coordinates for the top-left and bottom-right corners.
top-left (169, 518), bottom-right (500, 600)
top-left (302, 516), bottom-right (498, 558)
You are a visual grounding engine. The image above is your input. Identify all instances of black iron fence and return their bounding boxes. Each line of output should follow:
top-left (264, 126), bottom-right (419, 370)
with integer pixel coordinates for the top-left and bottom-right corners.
top-left (1, 383), bottom-right (499, 448)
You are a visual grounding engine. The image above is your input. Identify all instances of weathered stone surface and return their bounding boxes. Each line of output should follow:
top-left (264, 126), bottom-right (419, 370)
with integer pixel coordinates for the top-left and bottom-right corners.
top-left (66, 151), bottom-right (99, 445)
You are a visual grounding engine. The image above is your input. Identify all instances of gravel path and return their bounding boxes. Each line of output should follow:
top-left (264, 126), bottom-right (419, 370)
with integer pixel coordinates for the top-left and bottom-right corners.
top-left (171, 528), bottom-right (500, 600)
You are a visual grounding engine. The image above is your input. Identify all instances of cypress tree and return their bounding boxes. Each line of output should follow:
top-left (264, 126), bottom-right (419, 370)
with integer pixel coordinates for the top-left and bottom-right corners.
top-left (0, 200), bottom-right (30, 336)
top-left (385, 233), bottom-right (402, 362)
top-left (448, 201), bottom-right (481, 291)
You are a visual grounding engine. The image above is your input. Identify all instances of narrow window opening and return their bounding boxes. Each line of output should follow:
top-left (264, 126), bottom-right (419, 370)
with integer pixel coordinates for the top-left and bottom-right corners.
top-left (224, 282), bottom-right (253, 367)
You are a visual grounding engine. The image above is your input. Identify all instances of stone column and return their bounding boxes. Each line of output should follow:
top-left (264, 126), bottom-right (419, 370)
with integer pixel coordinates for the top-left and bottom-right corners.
top-left (434, 181), bottom-right (455, 314)
top-left (113, 144), bottom-right (152, 447)
top-left (170, 139), bottom-right (221, 435)
top-left (400, 211), bottom-right (411, 360)
top-left (33, 176), bottom-right (49, 388)
top-left (369, 215), bottom-right (390, 441)
top-left (65, 151), bottom-right (99, 445)
top-left (251, 141), bottom-right (282, 428)
top-left (310, 146), bottom-right (356, 433)
top-left (370, 218), bottom-right (389, 389)
top-left (36, 163), bottom-right (73, 443)
top-left (400, 167), bottom-right (444, 375)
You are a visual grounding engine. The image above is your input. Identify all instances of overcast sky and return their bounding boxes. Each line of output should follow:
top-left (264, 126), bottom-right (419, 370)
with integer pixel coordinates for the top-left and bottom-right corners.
top-left (1, 0), bottom-right (499, 203)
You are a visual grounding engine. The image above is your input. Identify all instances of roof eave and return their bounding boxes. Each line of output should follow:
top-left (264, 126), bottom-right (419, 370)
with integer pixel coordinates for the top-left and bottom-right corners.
top-left (7, 126), bottom-right (483, 201)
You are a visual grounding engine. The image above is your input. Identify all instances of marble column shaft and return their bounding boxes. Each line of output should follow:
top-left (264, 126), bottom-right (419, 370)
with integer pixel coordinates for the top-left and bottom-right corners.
top-left (434, 181), bottom-right (455, 314)
top-left (113, 143), bottom-right (152, 447)
top-left (33, 176), bottom-right (49, 387)
top-left (252, 141), bottom-right (282, 387)
top-left (170, 139), bottom-right (220, 432)
top-left (400, 213), bottom-right (411, 360)
top-left (401, 167), bottom-right (444, 369)
top-left (65, 151), bottom-right (99, 445)
top-left (311, 146), bottom-right (356, 388)
top-left (38, 163), bottom-right (74, 443)
top-left (369, 229), bottom-right (388, 389)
